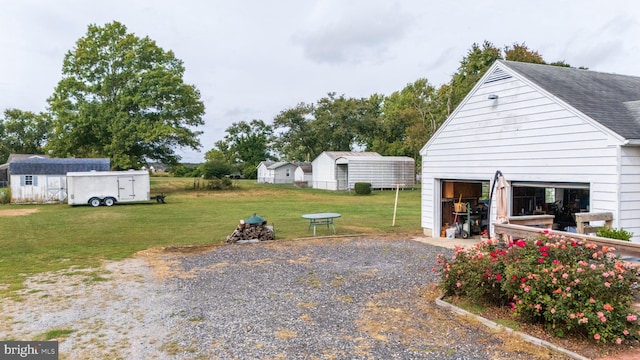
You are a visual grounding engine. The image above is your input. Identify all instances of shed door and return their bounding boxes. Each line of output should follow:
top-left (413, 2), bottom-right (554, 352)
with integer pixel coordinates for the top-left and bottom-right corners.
top-left (46, 176), bottom-right (67, 202)
top-left (117, 176), bottom-right (136, 200)
top-left (337, 164), bottom-right (348, 191)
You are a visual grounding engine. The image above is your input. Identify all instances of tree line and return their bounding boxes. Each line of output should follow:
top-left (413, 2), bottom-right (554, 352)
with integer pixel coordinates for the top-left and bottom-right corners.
top-left (0, 21), bottom-right (575, 179)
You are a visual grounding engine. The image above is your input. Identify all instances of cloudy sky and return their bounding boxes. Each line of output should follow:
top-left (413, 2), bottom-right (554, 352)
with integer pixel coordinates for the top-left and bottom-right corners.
top-left (1, 0), bottom-right (639, 162)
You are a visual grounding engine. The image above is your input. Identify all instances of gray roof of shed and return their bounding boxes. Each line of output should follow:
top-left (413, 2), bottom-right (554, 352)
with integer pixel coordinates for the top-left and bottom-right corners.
top-left (293, 161), bottom-right (312, 173)
top-left (322, 151), bottom-right (382, 160)
top-left (500, 60), bottom-right (640, 140)
top-left (267, 161), bottom-right (296, 170)
top-left (9, 158), bottom-right (110, 175)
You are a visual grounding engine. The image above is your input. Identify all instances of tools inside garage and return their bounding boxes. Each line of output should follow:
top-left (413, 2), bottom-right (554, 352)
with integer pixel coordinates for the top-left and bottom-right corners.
top-left (442, 181), bottom-right (488, 239)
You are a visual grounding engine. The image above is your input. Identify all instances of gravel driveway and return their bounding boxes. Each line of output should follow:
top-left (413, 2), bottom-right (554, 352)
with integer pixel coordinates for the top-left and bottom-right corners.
top-left (1, 236), bottom-right (560, 359)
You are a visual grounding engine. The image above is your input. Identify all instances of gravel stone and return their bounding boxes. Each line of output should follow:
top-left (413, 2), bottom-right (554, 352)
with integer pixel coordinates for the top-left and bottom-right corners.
top-left (1, 236), bottom-right (554, 359)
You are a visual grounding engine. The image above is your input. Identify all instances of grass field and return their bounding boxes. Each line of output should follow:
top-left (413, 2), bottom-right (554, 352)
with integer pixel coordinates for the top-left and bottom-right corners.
top-left (0, 178), bottom-right (422, 296)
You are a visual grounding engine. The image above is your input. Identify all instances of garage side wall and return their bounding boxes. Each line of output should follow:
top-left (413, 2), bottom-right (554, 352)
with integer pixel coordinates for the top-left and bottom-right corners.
top-left (619, 146), bottom-right (640, 239)
top-left (421, 71), bottom-right (622, 239)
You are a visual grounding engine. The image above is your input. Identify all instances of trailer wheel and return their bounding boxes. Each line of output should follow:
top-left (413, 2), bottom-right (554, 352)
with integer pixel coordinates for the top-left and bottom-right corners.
top-left (103, 197), bottom-right (116, 207)
top-left (461, 230), bottom-right (470, 239)
top-left (89, 197), bottom-right (102, 207)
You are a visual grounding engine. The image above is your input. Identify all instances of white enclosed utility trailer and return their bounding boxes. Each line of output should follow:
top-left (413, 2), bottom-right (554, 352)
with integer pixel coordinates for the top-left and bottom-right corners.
top-left (67, 170), bottom-right (150, 207)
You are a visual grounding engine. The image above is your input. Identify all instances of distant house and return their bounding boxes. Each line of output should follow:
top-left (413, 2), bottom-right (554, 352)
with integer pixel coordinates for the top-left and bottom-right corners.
top-left (293, 161), bottom-right (312, 185)
top-left (1, 155), bottom-right (110, 203)
top-left (311, 151), bottom-right (415, 191)
top-left (256, 161), bottom-right (297, 184)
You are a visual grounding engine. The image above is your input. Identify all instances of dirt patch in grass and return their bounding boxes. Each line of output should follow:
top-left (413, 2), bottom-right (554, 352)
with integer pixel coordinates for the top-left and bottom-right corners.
top-left (0, 208), bottom-right (39, 216)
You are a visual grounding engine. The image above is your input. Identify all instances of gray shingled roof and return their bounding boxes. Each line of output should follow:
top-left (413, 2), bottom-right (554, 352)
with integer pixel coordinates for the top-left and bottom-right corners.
top-left (323, 151), bottom-right (382, 160)
top-left (500, 60), bottom-right (640, 140)
top-left (9, 158), bottom-right (110, 175)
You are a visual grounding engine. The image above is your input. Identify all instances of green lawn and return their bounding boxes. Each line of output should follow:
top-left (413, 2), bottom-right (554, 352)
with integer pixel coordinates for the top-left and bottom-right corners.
top-left (0, 178), bottom-right (422, 295)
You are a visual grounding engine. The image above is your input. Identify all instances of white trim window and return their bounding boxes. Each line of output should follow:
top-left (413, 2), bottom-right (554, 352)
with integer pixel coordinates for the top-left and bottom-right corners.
top-left (21, 175), bottom-right (38, 186)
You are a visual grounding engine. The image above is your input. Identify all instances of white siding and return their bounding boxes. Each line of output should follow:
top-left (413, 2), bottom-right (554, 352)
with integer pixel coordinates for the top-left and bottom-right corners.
top-left (346, 158), bottom-right (415, 189)
top-left (619, 146), bottom-right (640, 241)
top-left (257, 163), bottom-right (271, 183)
top-left (312, 153), bottom-right (338, 190)
top-left (10, 174), bottom-right (68, 204)
top-left (273, 164), bottom-right (296, 184)
top-left (294, 167), bottom-right (312, 183)
top-left (421, 64), bottom-right (625, 240)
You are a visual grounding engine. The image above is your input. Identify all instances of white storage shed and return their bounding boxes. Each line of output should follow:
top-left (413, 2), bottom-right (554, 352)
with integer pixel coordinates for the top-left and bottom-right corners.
top-left (294, 162), bottom-right (312, 184)
top-left (256, 161), bottom-right (297, 184)
top-left (312, 151), bottom-right (415, 191)
top-left (420, 60), bottom-right (640, 242)
top-left (4, 156), bottom-right (110, 203)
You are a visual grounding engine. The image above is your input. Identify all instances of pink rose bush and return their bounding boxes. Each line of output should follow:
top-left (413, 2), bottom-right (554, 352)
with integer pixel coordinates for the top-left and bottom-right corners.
top-left (436, 233), bottom-right (640, 343)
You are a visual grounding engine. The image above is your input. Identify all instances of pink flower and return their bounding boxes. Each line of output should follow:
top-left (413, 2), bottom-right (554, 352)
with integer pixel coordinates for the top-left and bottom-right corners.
top-left (594, 333), bottom-right (601, 340)
top-left (589, 298), bottom-right (596, 304)
top-left (538, 258), bottom-right (544, 263)
top-left (495, 274), bottom-right (502, 281)
top-left (524, 286), bottom-right (531, 293)
top-left (627, 314), bottom-right (637, 322)
top-left (569, 313), bottom-right (576, 319)
top-left (624, 330), bottom-right (630, 336)
top-left (456, 282), bottom-right (462, 288)
top-left (603, 303), bottom-right (614, 311)
top-left (562, 273), bottom-right (569, 279)
top-left (597, 311), bottom-right (604, 317)
top-left (616, 338), bottom-right (622, 345)
top-left (552, 259), bottom-right (559, 264)
top-left (590, 264), bottom-right (597, 270)
top-left (605, 282), bottom-right (611, 288)
top-left (574, 278), bottom-right (580, 284)
top-left (550, 308), bottom-right (556, 314)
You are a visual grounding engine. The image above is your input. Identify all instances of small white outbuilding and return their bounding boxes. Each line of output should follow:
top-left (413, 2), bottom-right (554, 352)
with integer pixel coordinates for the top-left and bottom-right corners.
top-left (293, 161), bottom-right (312, 185)
top-left (256, 161), bottom-right (297, 184)
top-left (311, 151), bottom-right (415, 191)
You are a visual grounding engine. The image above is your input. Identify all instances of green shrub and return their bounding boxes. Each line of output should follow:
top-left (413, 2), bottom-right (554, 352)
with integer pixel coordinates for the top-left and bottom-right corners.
top-left (436, 233), bottom-right (640, 344)
top-left (354, 182), bottom-right (372, 195)
top-left (597, 227), bottom-right (633, 241)
top-left (0, 188), bottom-right (10, 204)
top-left (200, 160), bottom-right (233, 180)
top-left (189, 177), bottom-right (233, 190)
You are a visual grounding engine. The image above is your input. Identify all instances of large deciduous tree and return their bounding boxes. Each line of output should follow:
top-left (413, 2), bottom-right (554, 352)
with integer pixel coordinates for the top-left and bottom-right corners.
top-left (208, 119), bottom-right (275, 178)
top-left (46, 21), bottom-right (205, 169)
top-left (0, 109), bottom-right (51, 163)
top-left (273, 93), bottom-right (380, 161)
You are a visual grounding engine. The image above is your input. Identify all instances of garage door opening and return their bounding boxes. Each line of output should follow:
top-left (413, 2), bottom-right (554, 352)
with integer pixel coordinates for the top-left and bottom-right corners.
top-left (441, 180), bottom-right (490, 238)
top-left (511, 182), bottom-right (590, 231)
